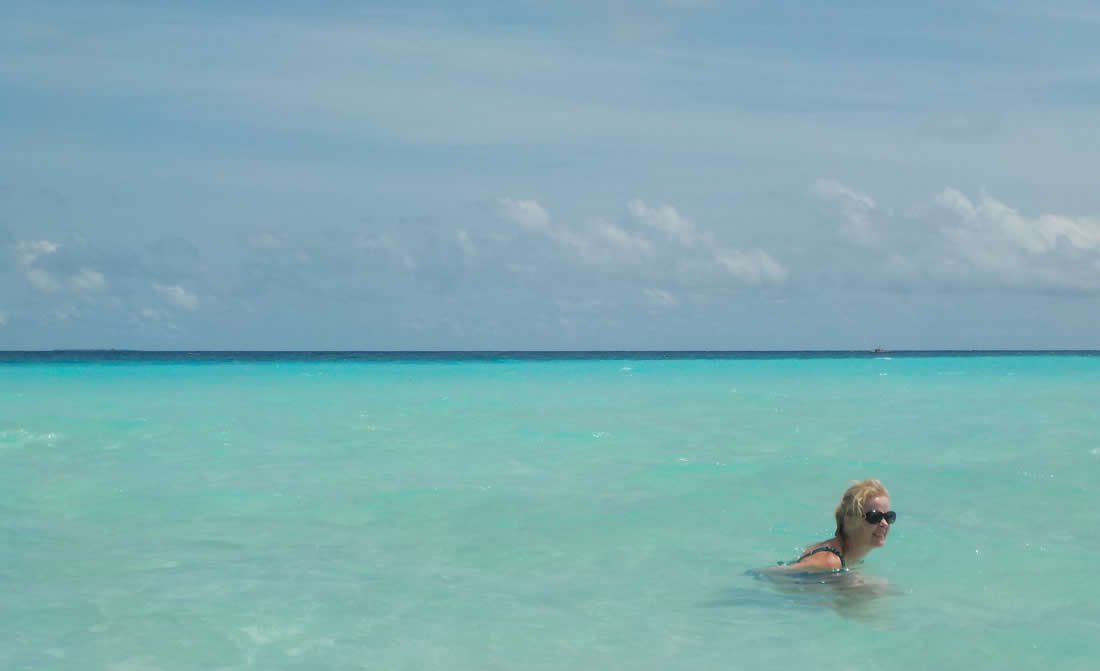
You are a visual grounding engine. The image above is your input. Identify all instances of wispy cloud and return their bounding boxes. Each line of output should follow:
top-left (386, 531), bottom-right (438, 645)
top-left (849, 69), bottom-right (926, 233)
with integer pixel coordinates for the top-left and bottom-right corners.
top-left (589, 218), bottom-right (653, 258)
top-left (71, 268), bottom-right (107, 292)
top-left (627, 200), bottom-right (698, 245)
top-left (644, 287), bottom-right (678, 307)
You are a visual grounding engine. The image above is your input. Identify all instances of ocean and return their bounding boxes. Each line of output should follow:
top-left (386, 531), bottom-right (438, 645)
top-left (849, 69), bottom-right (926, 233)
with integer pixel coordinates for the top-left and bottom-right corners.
top-left (3, 352), bottom-right (1099, 669)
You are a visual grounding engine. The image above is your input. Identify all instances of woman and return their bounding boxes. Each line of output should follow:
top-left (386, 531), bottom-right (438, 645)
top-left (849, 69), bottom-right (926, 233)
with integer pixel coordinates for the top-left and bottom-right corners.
top-left (776, 479), bottom-right (896, 572)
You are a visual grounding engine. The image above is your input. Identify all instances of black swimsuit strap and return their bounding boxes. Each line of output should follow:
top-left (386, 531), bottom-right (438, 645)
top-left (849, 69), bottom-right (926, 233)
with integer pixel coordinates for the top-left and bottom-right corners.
top-left (796, 546), bottom-right (846, 569)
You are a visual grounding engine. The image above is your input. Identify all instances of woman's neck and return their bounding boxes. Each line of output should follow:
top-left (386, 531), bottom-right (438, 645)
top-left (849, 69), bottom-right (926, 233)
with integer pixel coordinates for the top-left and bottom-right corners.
top-left (837, 534), bottom-right (872, 564)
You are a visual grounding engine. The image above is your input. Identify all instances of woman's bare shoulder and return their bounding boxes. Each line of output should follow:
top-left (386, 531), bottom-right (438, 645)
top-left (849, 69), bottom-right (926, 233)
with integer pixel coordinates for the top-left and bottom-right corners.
top-left (790, 549), bottom-right (843, 571)
top-left (785, 540), bottom-right (844, 571)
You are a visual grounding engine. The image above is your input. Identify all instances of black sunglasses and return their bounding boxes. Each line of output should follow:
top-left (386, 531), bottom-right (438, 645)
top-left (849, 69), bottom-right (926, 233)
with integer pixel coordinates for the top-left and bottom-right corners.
top-left (864, 510), bottom-right (897, 525)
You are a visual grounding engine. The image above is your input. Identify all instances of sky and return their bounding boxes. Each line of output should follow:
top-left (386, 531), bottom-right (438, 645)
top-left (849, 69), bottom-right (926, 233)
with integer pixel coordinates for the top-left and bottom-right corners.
top-left (3, 0), bottom-right (1100, 350)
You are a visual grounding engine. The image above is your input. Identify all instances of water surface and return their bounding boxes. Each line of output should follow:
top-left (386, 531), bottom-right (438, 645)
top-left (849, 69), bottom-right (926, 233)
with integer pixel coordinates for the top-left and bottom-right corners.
top-left (3, 352), bottom-right (1099, 669)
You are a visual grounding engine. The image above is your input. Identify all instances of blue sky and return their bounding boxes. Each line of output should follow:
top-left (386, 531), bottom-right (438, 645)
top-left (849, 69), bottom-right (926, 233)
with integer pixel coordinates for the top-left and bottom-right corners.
top-left (3, 1), bottom-right (1100, 349)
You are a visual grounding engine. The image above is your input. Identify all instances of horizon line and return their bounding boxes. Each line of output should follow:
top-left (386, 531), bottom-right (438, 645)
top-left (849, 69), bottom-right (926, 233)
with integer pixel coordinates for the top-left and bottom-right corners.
top-left (3, 348), bottom-right (1100, 355)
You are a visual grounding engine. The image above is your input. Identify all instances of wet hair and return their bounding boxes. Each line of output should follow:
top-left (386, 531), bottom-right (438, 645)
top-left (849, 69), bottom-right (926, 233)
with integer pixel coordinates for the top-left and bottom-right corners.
top-left (834, 479), bottom-right (889, 538)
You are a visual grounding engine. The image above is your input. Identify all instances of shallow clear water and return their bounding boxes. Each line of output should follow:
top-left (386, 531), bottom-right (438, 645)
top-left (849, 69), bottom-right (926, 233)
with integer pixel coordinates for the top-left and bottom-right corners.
top-left (3, 353), bottom-right (1099, 669)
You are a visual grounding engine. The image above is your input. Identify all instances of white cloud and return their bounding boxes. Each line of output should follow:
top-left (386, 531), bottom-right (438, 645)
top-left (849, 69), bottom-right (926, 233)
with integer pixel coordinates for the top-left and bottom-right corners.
top-left (497, 198), bottom-right (551, 232)
top-left (70, 268), bottom-right (106, 292)
top-left (497, 198), bottom-right (653, 265)
top-left (497, 196), bottom-right (792, 286)
top-left (933, 188), bottom-right (1100, 291)
top-left (153, 283), bottom-right (199, 311)
top-left (15, 240), bottom-right (58, 266)
top-left (14, 240), bottom-right (108, 295)
top-left (627, 200), bottom-right (698, 245)
top-left (810, 179), bottom-right (878, 247)
top-left (591, 219), bottom-right (653, 256)
top-left (809, 183), bottom-right (1100, 293)
top-left (938, 189), bottom-right (1100, 255)
top-left (13, 240), bottom-right (108, 295)
top-left (714, 249), bottom-right (788, 284)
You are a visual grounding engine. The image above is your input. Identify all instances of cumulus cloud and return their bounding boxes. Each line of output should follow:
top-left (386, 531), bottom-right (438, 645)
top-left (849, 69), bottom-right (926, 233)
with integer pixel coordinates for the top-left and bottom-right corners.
top-left (627, 200), bottom-right (698, 245)
top-left (938, 189), bottom-right (1100, 255)
top-left (153, 283), bottom-right (199, 311)
top-left (933, 189), bottom-right (1100, 290)
top-left (16, 240), bottom-right (59, 266)
top-left (497, 198), bottom-right (552, 232)
top-left (11, 239), bottom-right (107, 295)
top-left (496, 195), bottom-right (789, 286)
top-left (810, 179), bottom-right (878, 247)
top-left (808, 180), bottom-right (1100, 293)
top-left (14, 239), bottom-right (62, 292)
top-left (496, 198), bottom-right (654, 266)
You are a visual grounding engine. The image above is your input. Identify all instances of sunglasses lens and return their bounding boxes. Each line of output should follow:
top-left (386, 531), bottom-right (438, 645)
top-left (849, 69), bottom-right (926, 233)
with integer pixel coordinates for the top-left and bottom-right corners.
top-left (864, 510), bottom-right (897, 524)
top-left (884, 511), bottom-right (897, 524)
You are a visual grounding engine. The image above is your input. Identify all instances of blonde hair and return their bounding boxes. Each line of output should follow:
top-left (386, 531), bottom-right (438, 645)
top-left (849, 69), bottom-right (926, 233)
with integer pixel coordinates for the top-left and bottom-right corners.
top-left (834, 479), bottom-right (889, 538)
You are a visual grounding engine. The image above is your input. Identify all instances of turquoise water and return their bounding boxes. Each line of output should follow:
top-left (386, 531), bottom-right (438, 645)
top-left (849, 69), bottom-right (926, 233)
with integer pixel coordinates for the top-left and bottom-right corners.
top-left (3, 353), bottom-right (1099, 669)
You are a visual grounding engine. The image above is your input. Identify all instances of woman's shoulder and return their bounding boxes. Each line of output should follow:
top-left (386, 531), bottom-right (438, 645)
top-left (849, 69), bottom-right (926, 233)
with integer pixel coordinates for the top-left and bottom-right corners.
top-left (791, 541), bottom-right (845, 570)
top-left (801, 539), bottom-right (842, 555)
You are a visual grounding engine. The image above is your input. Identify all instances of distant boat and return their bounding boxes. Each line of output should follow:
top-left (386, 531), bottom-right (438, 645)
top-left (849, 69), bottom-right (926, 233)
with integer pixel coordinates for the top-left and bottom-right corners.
top-left (872, 347), bottom-right (888, 353)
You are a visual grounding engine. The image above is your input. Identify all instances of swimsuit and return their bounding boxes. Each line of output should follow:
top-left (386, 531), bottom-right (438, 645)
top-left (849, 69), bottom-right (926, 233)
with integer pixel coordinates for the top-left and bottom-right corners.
top-left (793, 546), bottom-right (846, 569)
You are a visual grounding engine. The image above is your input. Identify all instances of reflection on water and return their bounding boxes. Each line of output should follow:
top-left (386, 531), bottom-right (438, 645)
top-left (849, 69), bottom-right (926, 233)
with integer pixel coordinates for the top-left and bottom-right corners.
top-left (705, 569), bottom-right (902, 621)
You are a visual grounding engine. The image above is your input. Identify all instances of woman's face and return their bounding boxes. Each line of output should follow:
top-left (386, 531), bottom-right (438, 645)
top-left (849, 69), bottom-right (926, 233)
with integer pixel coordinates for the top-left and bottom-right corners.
top-left (851, 495), bottom-right (892, 548)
